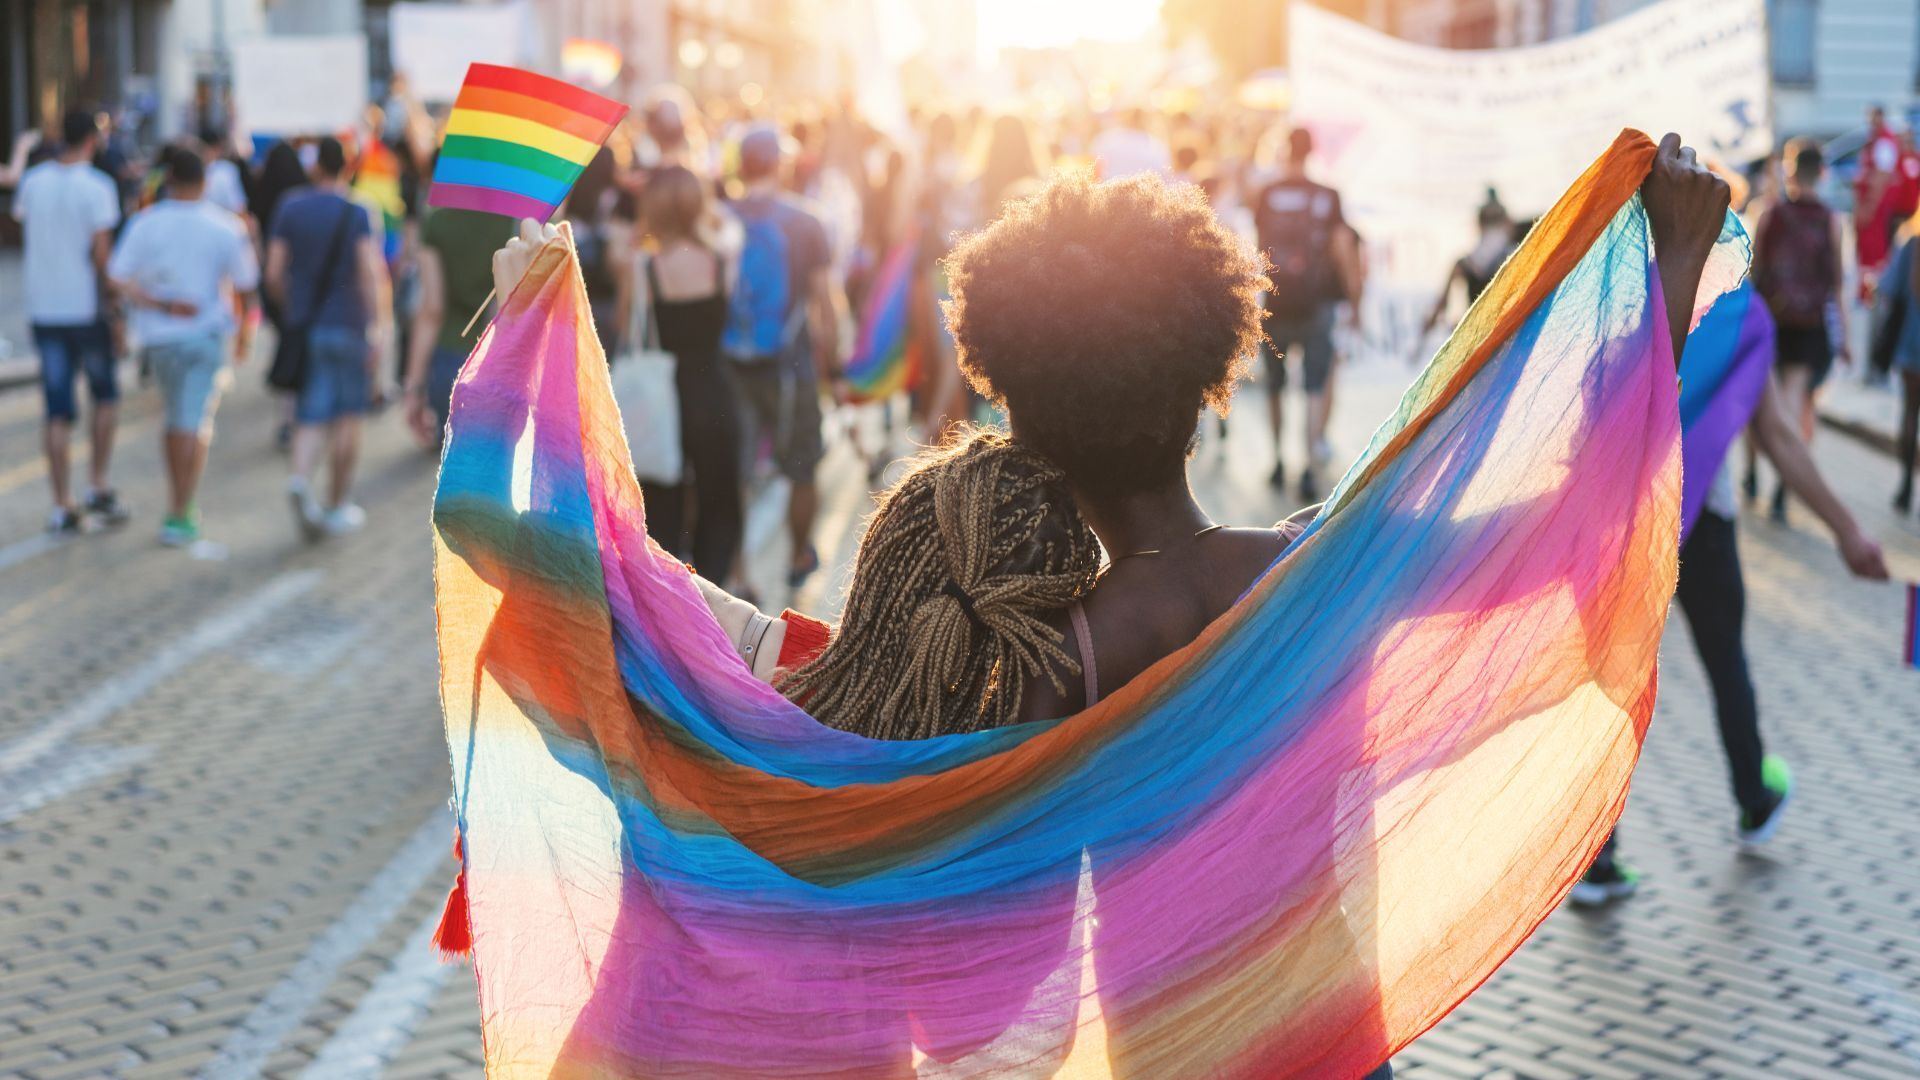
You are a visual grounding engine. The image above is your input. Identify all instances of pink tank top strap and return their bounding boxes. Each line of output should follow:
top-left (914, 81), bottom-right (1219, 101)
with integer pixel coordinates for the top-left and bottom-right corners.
top-left (1068, 599), bottom-right (1099, 707)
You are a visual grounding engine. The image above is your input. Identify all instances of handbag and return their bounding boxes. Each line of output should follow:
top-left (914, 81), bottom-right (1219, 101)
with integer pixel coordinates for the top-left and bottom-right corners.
top-left (268, 200), bottom-right (357, 391)
top-left (613, 254), bottom-right (683, 485)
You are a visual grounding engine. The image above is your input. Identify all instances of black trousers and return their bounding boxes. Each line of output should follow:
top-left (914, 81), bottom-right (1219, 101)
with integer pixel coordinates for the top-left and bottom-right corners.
top-left (1596, 511), bottom-right (1766, 867)
top-left (640, 352), bottom-right (744, 579)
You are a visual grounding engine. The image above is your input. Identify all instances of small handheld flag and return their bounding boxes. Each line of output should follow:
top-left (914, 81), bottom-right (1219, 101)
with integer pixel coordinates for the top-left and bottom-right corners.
top-left (1905, 582), bottom-right (1918, 670)
top-left (428, 63), bottom-right (628, 223)
top-left (429, 63), bottom-right (628, 336)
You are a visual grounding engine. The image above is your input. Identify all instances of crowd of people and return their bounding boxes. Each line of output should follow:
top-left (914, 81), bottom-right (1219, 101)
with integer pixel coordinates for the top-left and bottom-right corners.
top-left (5, 59), bottom-right (1917, 1080)
top-left (3, 86), bottom-right (1380, 575)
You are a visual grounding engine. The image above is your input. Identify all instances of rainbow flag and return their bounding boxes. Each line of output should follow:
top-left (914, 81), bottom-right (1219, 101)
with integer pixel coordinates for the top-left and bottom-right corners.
top-left (842, 237), bottom-right (921, 402)
top-left (428, 64), bottom-right (627, 222)
top-left (354, 136), bottom-right (406, 264)
top-left (431, 131), bottom-right (1747, 1078)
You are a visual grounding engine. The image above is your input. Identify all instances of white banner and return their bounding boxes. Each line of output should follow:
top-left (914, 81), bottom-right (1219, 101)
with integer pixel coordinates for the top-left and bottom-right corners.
top-left (233, 36), bottom-right (369, 136)
top-left (391, 1), bottom-right (536, 103)
top-left (1288, 0), bottom-right (1770, 289)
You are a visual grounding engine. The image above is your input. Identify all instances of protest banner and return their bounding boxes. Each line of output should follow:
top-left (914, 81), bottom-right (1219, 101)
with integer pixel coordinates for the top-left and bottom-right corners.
top-left (1288, 0), bottom-right (1770, 288)
top-left (233, 35), bottom-right (369, 136)
top-left (392, 1), bottom-right (536, 103)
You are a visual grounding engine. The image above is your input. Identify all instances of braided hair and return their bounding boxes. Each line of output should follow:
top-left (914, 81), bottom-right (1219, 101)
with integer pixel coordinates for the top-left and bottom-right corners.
top-left (780, 430), bottom-right (1101, 739)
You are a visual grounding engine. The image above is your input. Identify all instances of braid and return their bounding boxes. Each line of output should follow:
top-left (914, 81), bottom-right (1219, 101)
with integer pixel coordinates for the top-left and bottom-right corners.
top-left (779, 429), bottom-right (1100, 739)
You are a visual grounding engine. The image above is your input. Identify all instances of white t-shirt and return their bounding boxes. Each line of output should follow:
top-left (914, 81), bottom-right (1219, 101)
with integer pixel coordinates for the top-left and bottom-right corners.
top-left (12, 159), bottom-right (120, 325)
top-left (1090, 127), bottom-right (1172, 181)
top-left (205, 158), bottom-right (249, 216)
top-left (108, 199), bottom-right (259, 346)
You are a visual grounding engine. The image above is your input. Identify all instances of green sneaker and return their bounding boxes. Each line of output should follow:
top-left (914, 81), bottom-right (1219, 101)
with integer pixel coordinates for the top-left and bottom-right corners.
top-left (159, 514), bottom-right (200, 548)
top-left (1738, 755), bottom-right (1792, 846)
top-left (1568, 859), bottom-right (1641, 907)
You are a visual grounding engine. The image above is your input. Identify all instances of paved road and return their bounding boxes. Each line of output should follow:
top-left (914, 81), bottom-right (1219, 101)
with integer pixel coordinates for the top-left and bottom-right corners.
top-left (0, 345), bottom-right (1916, 1079)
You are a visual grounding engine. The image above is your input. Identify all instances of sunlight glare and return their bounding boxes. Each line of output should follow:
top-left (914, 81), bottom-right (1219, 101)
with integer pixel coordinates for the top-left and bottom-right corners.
top-left (975, 0), bottom-right (1162, 62)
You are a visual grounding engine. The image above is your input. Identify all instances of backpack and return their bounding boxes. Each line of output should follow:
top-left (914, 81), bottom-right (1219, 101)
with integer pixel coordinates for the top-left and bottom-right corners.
top-left (1256, 180), bottom-right (1341, 318)
top-left (1754, 199), bottom-right (1837, 330)
top-left (722, 205), bottom-right (799, 362)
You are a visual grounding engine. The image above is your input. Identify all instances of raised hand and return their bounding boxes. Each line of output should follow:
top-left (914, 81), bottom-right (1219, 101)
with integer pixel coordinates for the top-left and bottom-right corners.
top-left (1641, 133), bottom-right (1732, 365)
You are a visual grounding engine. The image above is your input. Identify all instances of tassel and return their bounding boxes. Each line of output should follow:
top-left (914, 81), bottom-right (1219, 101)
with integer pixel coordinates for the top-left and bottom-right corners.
top-left (433, 831), bottom-right (473, 959)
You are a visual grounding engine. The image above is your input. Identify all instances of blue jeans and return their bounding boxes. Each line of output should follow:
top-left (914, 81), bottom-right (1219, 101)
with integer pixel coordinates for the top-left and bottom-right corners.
top-left (295, 326), bottom-right (371, 424)
top-left (33, 322), bottom-right (117, 421)
top-left (427, 345), bottom-right (466, 431)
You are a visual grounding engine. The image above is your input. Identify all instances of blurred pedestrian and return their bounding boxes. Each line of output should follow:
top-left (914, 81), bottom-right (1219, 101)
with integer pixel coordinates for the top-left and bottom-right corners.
top-left (198, 128), bottom-right (250, 217)
top-left (265, 136), bottom-right (392, 541)
top-left (1090, 107), bottom-right (1171, 181)
top-left (1251, 126), bottom-right (1362, 499)
top-left (108, 148), bottom-right (259, 547)
top-left (1573, 292), bottom-right (1889, 905)
top-left (1415, 193), bottom-right (1514, 349)
top-left (973, 113), bottom-right (1046, 219)
top-left (1883, 227), bottom-right (1920, 514)
top-left (724, 126), bottom-right (843, 589)
top-left (13, 108), bottom-right (126, 533)
top-left (562, 146), bottom-right (636, 356)
top-left (403, 200), bottom-right (516, 444)
top-left (1854, 105), bottom-right (1901, 296)
top-left (636, 165), bottom-right (744, 581)
top-left (1749, 139), bottom-right (1847, 520)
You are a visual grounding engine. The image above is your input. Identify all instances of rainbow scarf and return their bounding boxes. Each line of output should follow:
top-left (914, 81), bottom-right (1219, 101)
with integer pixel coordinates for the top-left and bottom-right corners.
top-left (843, 237), bottom-right (923, 402)
top-left (1676, 279), bottom-right (1773, 537)
top-left (432, 132), bottom-right (1746, 1078)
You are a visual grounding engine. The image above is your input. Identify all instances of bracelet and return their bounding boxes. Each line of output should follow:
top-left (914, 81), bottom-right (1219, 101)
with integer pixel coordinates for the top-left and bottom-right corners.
top-left (736, 611), bottom-right (774, 665)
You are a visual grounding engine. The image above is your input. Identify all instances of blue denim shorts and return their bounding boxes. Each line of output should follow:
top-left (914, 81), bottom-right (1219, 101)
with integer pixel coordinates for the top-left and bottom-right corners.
top-left (295, 326), bottom-right (371, 424)
top-left (427, 345), bottom-right (467, 430)
top-left (146, 334), bottom-right (229, 434)
top-left (34, 321), bottom-right (118, 421)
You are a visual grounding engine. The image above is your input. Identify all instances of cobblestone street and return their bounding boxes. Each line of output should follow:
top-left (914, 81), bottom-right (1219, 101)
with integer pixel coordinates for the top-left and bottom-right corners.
top-left (0, 349), bottom-right (1916, 1079)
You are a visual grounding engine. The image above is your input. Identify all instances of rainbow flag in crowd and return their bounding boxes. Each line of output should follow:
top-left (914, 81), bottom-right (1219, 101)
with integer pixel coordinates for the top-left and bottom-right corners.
top-left (428, 64), bottom-right (627, 222)
top-left (842, 237), bottom-right (921, 402)
top-left (1676, 277), bottom-right (1773, 537)
top-left (431, 131), bottom-right (1748, 1078)
top-left (354, 136), bottom-right (407, 264)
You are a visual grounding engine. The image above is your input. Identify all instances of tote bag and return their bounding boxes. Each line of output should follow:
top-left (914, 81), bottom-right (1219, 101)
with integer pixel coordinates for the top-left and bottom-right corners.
top-left (613, 253), bottom-right (683, 485)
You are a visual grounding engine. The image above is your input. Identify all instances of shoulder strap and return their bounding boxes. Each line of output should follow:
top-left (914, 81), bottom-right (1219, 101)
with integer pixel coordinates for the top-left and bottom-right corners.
top-left (1068, 600), bottom-right (1099, 707)
top-left (638, 253), bottom-right (661, 352)
top-left (297, 199), bottom-right (357, 329)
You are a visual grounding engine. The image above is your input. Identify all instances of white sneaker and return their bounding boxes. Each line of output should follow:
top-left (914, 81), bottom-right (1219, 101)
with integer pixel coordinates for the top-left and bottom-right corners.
top-left (322, 503), bottom-right (366, 537)
top-left (287, 477), bottom-right (323, 542)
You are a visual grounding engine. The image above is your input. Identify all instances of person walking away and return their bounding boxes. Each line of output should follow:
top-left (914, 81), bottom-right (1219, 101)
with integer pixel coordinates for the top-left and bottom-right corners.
top-left (635, 166), bottom-right (745, 580)
top-left (107, 148), bottom-right (259, 547)
top-left (1251, 126), bottom-right (1362, 499)
top-left (724, 127), bottom-right (844, 589)
top-left (1854, 106), bottom-right (1901, 300)
top-left (1750, 139), bottom-right (1847, 521)
top-left (562, 147), bottom-right (636, 356)
top-left (1884, 227), bottom-right (1920, 514)
top-left (265, 136), bottom-right (392, 540)
top-left (403, 202), bottom-right (516, 446)
top-left (1572, 317), bottom-right (1890, 904)
top-left (13, 109), bottom-right (125, 533)
top-left (1416, 196), bottom-right (1514, 351)
top-left (1090, 107), bottom-right (1171, 181)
